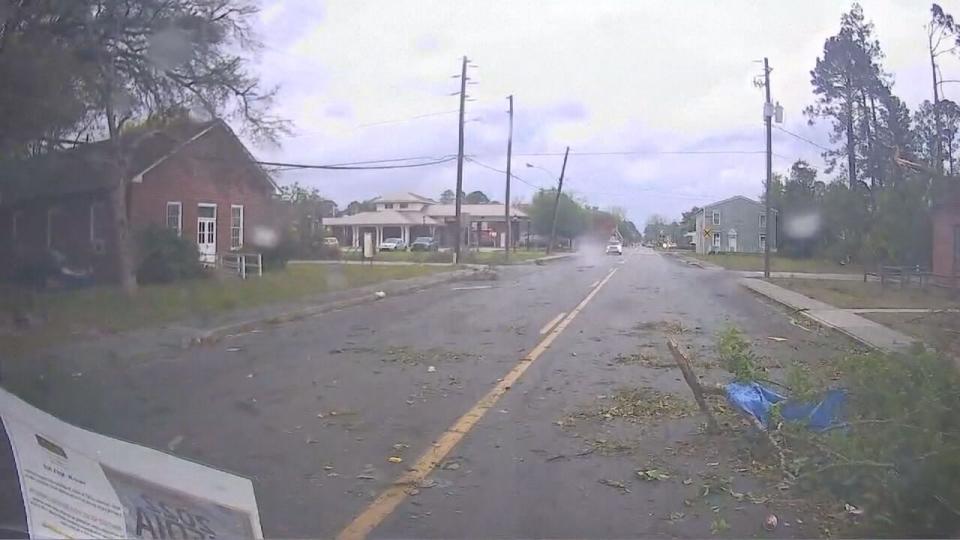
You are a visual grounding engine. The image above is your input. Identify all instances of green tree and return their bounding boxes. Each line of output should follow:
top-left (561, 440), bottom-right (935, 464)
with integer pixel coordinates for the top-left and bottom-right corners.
top-left (0, 1), bottom-right (93, 157)
top-left (464, 190), bottom-right (490, 204)
top-left (439, 189), bottom-right (456, 204)
top-left (527, 188), bottom-right (587, 240)
top-left (28, 0), bottom-right (286, 293)
top-left (806, 3), bottom-right (888, 190)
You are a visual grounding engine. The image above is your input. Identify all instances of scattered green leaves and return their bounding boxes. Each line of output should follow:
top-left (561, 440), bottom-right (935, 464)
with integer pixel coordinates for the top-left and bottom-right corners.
top-left (716, 327), bottom-right (763, 381)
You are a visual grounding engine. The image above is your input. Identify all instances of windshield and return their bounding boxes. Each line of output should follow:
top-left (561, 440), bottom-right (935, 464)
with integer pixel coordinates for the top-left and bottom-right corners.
top-left (1, 2), bottom-right (958, 539)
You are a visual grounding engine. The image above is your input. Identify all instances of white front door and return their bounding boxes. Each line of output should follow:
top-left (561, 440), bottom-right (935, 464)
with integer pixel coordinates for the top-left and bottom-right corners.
top-left (728, 230), bottom-right (738, 252)
top-left (197, 204), bottom-right (217, 265)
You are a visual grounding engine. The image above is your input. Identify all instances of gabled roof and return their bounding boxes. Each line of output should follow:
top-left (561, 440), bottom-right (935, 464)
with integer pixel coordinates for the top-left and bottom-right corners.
top-left (0, 119), bottom-right (273, 205)
top-left (324, 210), bottom-right (443, 226)
top-left (696, 195), bottom-right (776, 213)
top-left (372, 192), bottom-right (436, 204)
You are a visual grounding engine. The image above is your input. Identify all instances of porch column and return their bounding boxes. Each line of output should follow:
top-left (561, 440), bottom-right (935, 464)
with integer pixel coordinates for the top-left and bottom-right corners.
top-left (376, 226), bottom-right (382, 247)
top-left (402, 225), bottom-right (409, 245)
top-left (352, 225), bottom-right (359, 248)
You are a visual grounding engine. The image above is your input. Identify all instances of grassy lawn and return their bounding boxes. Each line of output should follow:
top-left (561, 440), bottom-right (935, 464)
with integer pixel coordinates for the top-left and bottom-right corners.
top-left (770, 278), bottom-right (960, 309)
top-left (687, 252), bottom-right (862, 273)
top-left (864, 311), bottom-right (960, 357)
top-left (339, 248), bottom-right (547, 264)
top-left (1, 264), bottom-right (447, 355)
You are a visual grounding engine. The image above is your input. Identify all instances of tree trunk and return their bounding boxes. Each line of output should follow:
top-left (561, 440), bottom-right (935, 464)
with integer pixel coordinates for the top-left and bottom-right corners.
top-left (930, 35), bottom-right (943, 174)
top-left (108, 178), bottom-right (138, 294)
top-left (846, 98), bottom-right (858, 189)
top-left (105, 97), bottom-right (138, 294)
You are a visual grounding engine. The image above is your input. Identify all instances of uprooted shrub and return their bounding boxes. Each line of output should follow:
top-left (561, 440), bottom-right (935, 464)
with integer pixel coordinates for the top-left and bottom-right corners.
top-left (135, 225), bottom-right (204, 284)
top-left (709, 327), bottom-right (960, 536)
top-left (788, 349), bottom-right (960, 537)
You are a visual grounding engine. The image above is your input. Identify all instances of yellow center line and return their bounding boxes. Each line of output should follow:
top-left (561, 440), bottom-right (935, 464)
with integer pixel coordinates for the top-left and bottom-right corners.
top-left (336, 267), bottom-right (620, 540)
top-left (538, 312), bottom-right (567, 335)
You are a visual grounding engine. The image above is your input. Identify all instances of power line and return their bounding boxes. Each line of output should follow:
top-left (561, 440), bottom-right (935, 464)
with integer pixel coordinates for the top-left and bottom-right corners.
top-left (773, 125), bottom-right (832, 152)
top-left (250, 155), bottom-right (458, 171)
top-left (465, 157), bottom-right (543, 189)
top-left (514, 149), bottom-right (768, 157)
top-left (357, 109), bottom-right (460, 128)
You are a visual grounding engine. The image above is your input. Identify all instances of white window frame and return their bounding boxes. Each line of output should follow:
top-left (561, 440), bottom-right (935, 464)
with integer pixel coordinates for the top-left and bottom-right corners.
top-left (230, 204), bottom-right (244, 250)
top-left (712, 210), bottom-right (721, 226)
top-left (759, 233), bottom-right (767, 251)
top-left (398, 203), bottom-right (408, 209)
top-left (384, 203), bottom-right (394, 209)
top-left (712, 232), bottom-right (721, 249)
top-left (166, 202), bottom-right (183, 236)
top-left (759, 213), bottom-right (767, 230)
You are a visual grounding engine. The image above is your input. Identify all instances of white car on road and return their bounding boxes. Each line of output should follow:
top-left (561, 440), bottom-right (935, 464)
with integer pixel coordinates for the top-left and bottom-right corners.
top-left (605, 242), bottom-right (623, 255)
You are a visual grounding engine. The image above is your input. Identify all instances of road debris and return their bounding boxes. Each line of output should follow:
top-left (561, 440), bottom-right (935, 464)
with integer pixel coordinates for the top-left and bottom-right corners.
top-left (388, 456), bottom-right (403, 463)
top-left (636, 469), bottom-right (671, 481)
top-left (767, 336), bottom-right (788, 342)
top-left (764, 514), bottom-right (779, 530)
top-left (374, 291), bottom-right (387, 299)
top-left (427, 365), bottom-right (437, 373)
top-left (598, 478), bottom-right (630, 493)
top-left (356, 475), bottom-right (376, 480)
top-left (441, 461), bottom-right (461, 471)
top-left (226, 347), bottom-right (242, 352)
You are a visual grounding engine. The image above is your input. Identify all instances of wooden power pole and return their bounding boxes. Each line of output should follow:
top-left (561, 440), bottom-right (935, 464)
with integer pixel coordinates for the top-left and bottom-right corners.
top-left (504, 95), bottom-right (514, 260)
top-left (547, 146), bottom-right (570, 255)
top-left (454, 56), bottom-right (468, 264)
top-left (763, 57), bottom-right (772, 279)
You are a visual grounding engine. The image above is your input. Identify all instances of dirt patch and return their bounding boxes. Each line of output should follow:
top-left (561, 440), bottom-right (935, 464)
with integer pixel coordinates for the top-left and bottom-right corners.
top-left (863, 311), bottom-right (960, 357)
top-left (634, 320), bottom-right (693, 335)
top-left (581, 387), bottom-right (696, 423)
top-left (381, 346), bottom-right (476, 365)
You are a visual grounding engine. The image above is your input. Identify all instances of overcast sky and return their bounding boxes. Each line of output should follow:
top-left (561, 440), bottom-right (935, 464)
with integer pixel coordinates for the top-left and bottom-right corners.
top-left (248, 0), bottom-right (960, 224)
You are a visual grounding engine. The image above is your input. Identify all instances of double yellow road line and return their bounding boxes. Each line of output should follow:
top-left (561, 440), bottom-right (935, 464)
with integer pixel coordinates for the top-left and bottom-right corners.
top-left (337, 267), bottom-right (619, 540)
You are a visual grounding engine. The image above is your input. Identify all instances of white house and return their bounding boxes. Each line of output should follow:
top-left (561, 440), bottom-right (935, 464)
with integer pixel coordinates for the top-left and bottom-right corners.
top-left (324, 192), bottom-right (529, 249)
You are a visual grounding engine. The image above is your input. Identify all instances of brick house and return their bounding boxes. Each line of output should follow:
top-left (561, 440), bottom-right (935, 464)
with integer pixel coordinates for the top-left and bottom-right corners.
top-left (932, 190), bottom-right (960, 288)
top-left (0, 119), bottom-right (277, 283)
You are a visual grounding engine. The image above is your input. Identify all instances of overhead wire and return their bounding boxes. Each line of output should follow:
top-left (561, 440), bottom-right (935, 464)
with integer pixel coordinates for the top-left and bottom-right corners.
top-left (464, 157), bottom-right (545, 189)
top-left (773, 125), bottom-right (833, 152)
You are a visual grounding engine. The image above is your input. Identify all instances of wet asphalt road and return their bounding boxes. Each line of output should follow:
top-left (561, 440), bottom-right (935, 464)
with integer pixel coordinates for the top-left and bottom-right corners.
top-left (0, 248), bottom-right (859, 538)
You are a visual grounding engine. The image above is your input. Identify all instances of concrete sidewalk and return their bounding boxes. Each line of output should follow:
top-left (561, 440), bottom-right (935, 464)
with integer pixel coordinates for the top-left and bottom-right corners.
top-left (740, 278), bottom-right (917, 353)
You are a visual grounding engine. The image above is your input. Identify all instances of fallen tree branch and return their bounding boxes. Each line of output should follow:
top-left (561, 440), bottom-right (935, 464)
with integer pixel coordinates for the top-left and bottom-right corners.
top-left (668, 339), bottom-right (720, 433)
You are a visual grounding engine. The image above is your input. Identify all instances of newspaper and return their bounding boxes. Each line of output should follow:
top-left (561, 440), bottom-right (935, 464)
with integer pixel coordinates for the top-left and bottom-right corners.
top-left (0, 388), bottom-right (262, 539)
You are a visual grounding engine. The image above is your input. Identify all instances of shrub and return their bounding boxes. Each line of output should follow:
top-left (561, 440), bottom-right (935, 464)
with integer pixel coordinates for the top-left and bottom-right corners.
top-left (135, 225), bottom-right (204, 284)
top-left (800, 349), bottom-right (960, 536)
top-left (716, 327), bottom-right (762, 381)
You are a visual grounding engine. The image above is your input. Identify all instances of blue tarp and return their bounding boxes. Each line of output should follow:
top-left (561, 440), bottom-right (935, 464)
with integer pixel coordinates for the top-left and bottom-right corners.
top-left (725, 382), bottom-right (846, 431)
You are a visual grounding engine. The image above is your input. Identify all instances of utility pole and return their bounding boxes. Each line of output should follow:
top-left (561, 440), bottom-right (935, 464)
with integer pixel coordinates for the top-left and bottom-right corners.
top-left (453, 56), bottom-right (468, 264)
top-left (504, 95), bottom-right (514, 260)
top-left (763, 57), bottom-right (773, 279)
top-left (547, 146), bottom-right (570, 255)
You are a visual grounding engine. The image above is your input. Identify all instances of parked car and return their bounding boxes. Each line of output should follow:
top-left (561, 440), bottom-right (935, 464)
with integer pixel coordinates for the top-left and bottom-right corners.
top-left (378, 237), bottom-right (406, 251)
top-left (605, 241), bottom-right (623, 255)
top-left (409, 237), bottom-right (439, 251)
top-left (322, 236), bottom-right (340, 247)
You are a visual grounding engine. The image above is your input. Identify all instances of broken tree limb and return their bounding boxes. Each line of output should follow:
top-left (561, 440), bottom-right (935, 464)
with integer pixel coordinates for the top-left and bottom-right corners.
top-left (667, 339), bottom-right (720, 433)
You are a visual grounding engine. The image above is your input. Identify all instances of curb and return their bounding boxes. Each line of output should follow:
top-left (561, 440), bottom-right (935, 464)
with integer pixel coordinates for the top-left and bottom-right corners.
top-left (664, 252), bottom-right (722, 270)
top-left (191, 268), bottom-right (485, 346)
